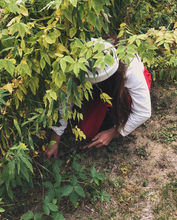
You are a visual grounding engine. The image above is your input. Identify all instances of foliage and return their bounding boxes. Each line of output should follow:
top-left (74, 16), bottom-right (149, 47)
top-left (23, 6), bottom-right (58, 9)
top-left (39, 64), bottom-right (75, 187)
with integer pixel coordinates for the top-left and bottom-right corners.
top-left (0, 198), bottom-right (5, 213)
top-left (18, 155), bottom-right (108, 219)
top-left (112, 0), bottom-right (177, 34)
top-left (0, 142), bottom-right (33, 201)
top-left (116, 23), bottom-right (177, 80)
top-left (0, 0), bottom-right (113, 155)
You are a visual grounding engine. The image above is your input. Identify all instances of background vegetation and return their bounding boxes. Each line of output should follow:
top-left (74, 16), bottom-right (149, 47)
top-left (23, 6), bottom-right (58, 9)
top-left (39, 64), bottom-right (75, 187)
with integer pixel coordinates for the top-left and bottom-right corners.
top-left (0, 0), bottom-right (177, 219)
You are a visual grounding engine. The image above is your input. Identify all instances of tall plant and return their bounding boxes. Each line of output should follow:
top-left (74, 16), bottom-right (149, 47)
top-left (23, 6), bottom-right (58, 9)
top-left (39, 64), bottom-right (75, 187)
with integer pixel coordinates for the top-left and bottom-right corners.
top-left (0, 0), bottom-right (113, 155)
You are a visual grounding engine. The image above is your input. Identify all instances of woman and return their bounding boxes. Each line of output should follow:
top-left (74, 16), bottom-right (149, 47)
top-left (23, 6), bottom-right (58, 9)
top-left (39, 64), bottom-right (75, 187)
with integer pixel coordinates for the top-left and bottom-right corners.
top-left (46, 38), bottom-right (151, 159)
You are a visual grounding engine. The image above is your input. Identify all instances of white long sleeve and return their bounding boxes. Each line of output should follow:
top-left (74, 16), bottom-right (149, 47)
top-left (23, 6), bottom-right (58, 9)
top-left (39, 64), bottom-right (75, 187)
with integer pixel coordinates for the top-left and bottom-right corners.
top-left (118, 56), bottom-right (151, 136)
top-left (51, 107), bottom-right (68, 136)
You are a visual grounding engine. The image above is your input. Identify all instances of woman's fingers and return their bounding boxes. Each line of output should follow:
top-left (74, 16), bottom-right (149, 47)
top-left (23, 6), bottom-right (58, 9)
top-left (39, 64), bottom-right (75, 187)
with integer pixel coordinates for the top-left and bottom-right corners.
top-left (92, 133), bottom-right (100, 141)
top-left (88, 140), bottom-right (98, 148)
top-left (95, 143), bottom-right (104, 148)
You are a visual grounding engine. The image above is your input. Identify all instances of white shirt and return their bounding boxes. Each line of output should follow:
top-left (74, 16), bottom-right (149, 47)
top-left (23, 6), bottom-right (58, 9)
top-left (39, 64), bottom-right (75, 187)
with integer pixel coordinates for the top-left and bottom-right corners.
top-left (52, 56), bottom-right (151, 137)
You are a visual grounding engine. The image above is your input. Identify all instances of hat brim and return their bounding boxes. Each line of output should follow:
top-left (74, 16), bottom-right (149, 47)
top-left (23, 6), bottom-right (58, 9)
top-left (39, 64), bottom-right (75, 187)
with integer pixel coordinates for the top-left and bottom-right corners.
top-left (85, 39), bottom-right (119, 83)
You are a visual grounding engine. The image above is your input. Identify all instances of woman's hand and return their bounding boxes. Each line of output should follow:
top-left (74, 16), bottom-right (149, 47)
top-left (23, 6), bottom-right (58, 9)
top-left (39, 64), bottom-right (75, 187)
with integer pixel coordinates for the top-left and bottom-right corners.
top-left (88, 127), bottom-right (120, 149)
top-left (45, 131), bottom-right (61, 159)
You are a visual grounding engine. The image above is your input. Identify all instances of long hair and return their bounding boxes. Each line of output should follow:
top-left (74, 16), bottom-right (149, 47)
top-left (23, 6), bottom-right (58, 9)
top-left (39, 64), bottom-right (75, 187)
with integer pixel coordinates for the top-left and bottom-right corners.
top-left (97, 62), bottom-right (130, 130)
top-left (97, 34), bottom-right (131, 130)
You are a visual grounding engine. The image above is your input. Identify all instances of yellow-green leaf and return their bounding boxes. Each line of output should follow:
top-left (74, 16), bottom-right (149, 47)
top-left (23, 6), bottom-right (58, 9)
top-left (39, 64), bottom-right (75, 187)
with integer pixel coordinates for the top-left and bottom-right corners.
top-left (69, 27), bottom-right (77, 38)
top-left (14, 119), bottom-right (22, 137)
top-left (45, 33), bottom-right (57, 44)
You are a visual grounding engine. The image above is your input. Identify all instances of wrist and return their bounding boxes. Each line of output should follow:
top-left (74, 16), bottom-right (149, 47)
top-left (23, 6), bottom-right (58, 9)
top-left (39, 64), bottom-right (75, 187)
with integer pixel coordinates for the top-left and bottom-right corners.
top-left (109, 127), bottom-right (120, 138)
top-left (51, 131), bottom-right (61, 145)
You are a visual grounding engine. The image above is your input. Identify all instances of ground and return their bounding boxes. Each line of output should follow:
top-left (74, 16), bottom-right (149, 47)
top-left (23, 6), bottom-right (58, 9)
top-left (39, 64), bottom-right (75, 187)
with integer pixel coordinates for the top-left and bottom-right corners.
top-left (2, 80), bottom-right (177, 220)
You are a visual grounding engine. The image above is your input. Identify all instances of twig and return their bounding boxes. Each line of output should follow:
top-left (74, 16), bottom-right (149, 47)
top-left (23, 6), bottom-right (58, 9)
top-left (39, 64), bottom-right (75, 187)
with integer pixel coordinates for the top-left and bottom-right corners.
top-left (33, 160), bottom-right (52, 175)
top-left (32, 159), bottom-right (45, 199)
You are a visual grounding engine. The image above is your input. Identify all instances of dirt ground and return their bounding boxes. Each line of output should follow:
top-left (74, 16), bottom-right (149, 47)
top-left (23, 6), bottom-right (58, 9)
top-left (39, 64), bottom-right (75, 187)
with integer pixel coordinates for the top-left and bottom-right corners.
top-left (60, 81), bottom-right (177, 220)
top-left (2, 81), bottom-right (177, 220)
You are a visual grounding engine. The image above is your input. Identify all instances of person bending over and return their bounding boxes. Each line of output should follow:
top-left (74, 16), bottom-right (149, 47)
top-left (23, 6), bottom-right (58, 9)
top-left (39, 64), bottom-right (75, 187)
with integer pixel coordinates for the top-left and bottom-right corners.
top-left (46, 38), bottom-right (151, 159)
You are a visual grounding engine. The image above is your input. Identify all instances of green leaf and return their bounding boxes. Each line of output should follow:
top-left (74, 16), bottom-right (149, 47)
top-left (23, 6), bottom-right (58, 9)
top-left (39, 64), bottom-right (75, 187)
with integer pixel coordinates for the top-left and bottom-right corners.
top-left (8, 160), bottom-right (15, 180)
top-left (78, 63), bottom-right (87, 72)
top-left (43, 181), bottom-right (53, 189)
top-left (45, 33), bottom-right (57, 44)
top-left (93, 58), bottom-right (102, 68)
top-left (64, 56), bottom-right (75, 63)
top-left (54, 174), bottom-right (61, 187)
top-left (72, 160), bottom-right (79, 171)
top-left (69, 27), bottom-right (77, 38)
top-left (92, 0), bottom-right (102, 14)
top-left (19, 23), bottom-right (27, 38)
top-left (7, 187), bottom-right (14, 200)
top-left (60, 58), bottom-right (66, 72)
top-left (0, 59), bottom-right (5, 70)
top-left (18, 5), bottom-right (29, 16)
top-left (69, 190), bottom-right (79, 205)
top-left (79, 172), bottom-right (87, 180)
top-left (8, 4), bottom-right (18, 13)
top-left (73, 63), bottom-right (80, 76)
top-left (80, 47), bottom-right (87, 56)
top-left (75, 39), bottom-right (83, 48)
top-left (33, 213), bottom-right (44, 220)
top-left (116, 45), bottom-right (125, 54)
top-left (21, 211), bottom-right (34, 220)
top-left (14, 119), bottom-right (22, 137)
top-left (47, 203), bottom-right (58, 212)
top-left (52, 212), bottom-right (65, 220)
top-left (52, 60), bottom-right (59, 71)
top-left (128, 35), bottom-right (137, 44)
top-left (21, 164), bottom-right (29, 181)
top-left (90, 166), bottom-right (96, 177)
top-left (50, 91), bottom-right (57, 100)
top-left (63, 8), bottom-right (72, 23)
top-left (95, 172), bottom-right (105, 180)
top-left (67, 77), bottom-right (72, 101)
top-left (87, 12), bottom-right (96, 27)
top-left (5, 60), bottom-right (15, 76)
top-left (71, 175), bottom-right (77, 186)
top-left (136, 39), bottom-right (141, 47)
top-left (52, 161), bottom-right (60, 174)
top-left (55, 188), bottom-right (62, 202)
top-left (74, 185), bottom-right (85, 197)
top-left (19, 154), bottom-right (33, 173)
top-left (69, 0), bottom-right (77, 7)
top-left (0, 207), bottom-right (5, 213)
top-left (45, 190), bottom-right (55, 203)
top-left (43, 54), bottom-right (51, 65)
top-left (104, 54), bottom-right (115, 66)
top-left (62, 185), bottom-right (73, 196)
top-left (43, 204), bottom-right (50, 216)
top-left (164, 43), bottom-right (170, 51)
top-left (86, 48), bottom-right (92, 60)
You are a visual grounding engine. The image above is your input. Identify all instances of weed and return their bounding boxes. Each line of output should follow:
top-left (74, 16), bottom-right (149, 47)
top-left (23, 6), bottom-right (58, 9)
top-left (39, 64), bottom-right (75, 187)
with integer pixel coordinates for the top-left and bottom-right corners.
top-left (134, 144), bottom-right (150, 159)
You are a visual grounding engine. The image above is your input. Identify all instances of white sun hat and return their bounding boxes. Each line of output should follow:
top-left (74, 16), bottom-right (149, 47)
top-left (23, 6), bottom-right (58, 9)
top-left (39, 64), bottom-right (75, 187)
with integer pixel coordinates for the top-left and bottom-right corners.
top-left (85, 38), bottom-right (119, 83)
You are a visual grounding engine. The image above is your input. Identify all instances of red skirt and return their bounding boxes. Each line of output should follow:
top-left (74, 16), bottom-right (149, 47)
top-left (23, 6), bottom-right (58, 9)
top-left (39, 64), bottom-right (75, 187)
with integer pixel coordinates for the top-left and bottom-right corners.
top-left (78, 67), bottom-right (151, 139)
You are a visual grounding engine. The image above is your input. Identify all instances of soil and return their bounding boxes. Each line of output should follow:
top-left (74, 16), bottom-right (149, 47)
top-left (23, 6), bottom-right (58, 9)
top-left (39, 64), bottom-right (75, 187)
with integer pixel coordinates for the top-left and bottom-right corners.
top-left (61, 81), bottom-right (177, 220)
top-left (2, 81), bottom-right (177, 220)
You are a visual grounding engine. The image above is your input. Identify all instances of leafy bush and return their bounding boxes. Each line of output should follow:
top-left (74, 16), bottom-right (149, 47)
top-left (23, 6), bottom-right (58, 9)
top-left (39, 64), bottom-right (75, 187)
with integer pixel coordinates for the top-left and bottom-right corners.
top-left (0, 0), bottom-right (112, 156)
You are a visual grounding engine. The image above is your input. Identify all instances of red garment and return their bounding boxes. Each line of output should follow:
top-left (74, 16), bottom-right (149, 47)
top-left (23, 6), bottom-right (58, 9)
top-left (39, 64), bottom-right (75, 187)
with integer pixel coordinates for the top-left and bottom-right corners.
top-left (78, 67), bottom-right (151, 139)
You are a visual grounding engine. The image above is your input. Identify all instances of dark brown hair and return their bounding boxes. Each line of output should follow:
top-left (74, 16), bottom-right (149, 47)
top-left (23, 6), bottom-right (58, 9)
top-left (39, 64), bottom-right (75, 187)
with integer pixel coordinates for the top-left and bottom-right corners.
top-left (98, 34), bottom-right (131, 130)
top-left (97, 62), bottom-right (130, 130)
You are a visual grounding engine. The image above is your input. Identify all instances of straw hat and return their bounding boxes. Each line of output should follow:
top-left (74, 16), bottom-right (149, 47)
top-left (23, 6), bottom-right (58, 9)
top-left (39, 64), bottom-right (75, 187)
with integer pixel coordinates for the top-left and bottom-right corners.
top-left (85, 38), bottom-right (119, 83)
